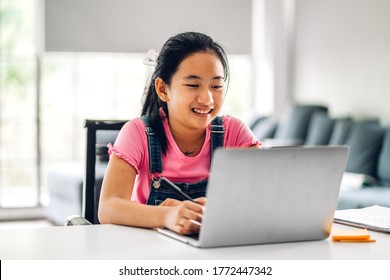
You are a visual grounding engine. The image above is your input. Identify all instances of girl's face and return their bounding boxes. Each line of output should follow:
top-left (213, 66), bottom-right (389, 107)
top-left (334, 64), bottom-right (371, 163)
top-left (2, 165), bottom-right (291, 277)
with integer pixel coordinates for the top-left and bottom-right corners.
top-left (156, 51), bottom-right (225, 131)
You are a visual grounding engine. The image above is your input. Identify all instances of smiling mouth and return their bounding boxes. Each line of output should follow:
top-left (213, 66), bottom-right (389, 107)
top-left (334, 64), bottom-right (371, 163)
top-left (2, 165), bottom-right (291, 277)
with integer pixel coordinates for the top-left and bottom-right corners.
top-left (192, 108), bottom-right (213, 115)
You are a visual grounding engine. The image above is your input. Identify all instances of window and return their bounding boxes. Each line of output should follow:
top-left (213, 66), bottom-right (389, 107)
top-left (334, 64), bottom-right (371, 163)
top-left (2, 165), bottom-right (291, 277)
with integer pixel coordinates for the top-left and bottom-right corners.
top-left (40, 52), bottom-right (148, 197)
top-left (0, 0), bottom-right (38, 207)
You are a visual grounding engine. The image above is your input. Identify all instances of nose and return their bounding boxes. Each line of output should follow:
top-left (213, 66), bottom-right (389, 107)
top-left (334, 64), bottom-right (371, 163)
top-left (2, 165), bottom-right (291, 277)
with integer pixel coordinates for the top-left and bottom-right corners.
top-left (197, 88), bottom-right (214, 106)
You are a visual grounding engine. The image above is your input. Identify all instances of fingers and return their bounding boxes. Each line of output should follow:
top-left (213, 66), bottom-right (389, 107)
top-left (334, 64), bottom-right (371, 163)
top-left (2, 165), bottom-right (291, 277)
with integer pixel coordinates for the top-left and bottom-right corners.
top-left (193, 197), bottom-right (207, 213)
top-left (194, 197), bottom-right (207, 206)
top-left (180, 201), bottom-right (203, 221)
top-left (175, 216), bottom-right (201, 235)
top-left (174, 201), bottom-right (204, 235)
top-left (163, 197), bottom-right (207, 235)
top-left (185, 200), bottom-right (205, 214)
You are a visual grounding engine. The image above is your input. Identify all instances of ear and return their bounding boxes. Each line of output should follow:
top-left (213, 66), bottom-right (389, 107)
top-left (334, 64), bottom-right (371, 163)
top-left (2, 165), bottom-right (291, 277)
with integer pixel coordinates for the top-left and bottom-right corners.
top-left (155, 77), bottom-right (169, 103)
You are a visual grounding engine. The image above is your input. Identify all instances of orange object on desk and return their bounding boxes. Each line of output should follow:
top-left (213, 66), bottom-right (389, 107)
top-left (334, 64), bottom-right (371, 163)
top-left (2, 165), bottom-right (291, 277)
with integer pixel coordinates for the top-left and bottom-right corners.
top-left (331, 228), bottom-right (376, 242)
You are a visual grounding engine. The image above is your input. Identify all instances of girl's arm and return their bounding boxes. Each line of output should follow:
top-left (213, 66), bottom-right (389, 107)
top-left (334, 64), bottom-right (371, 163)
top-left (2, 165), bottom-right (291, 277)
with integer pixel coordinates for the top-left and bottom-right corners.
top-left (98, 154), bottom-right (204, 234)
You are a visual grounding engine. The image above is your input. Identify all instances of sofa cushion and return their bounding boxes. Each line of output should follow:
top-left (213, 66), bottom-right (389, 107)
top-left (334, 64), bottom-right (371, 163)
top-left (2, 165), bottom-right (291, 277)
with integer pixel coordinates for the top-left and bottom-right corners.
top-left (337, 186), bottom-right (390, 209)
top-left (274, 104), bottom-right (328, 141)
top-left (345, 124), bottom-right (384, 178)
top-left (328, 118), bottom-right (354, 145)
top-left (305, 112), bottom-right (335, 145)
top-left (251, 116), bottom-right (278, 140)
top-left (248, 115), bottom-right (266, 130)
top-left (377, 128), bottom-right (390, 185)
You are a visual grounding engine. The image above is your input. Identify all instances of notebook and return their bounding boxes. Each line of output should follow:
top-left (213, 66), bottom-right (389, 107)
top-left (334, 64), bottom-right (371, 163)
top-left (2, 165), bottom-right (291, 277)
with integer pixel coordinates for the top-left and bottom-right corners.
top-left (157, 146), bottom-right (349, 248)
top-left (334, 205), bottom-right (390, 233)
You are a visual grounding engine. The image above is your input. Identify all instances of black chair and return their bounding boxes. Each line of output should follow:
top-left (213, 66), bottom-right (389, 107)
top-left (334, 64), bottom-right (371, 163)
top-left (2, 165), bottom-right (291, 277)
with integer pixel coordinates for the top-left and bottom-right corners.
top-left (67, 119), bottom-right (127, 225)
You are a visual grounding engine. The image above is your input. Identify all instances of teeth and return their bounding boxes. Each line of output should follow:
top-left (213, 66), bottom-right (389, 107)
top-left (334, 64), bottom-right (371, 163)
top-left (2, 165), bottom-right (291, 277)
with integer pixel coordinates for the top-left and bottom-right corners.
top-left (193, 108), bottom-right (212, 114)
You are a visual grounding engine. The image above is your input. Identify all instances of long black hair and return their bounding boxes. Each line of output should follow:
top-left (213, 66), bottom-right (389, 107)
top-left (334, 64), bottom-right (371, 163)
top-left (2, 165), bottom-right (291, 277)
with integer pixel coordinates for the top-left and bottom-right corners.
top-left (141, 31), bottom-right (230, 154)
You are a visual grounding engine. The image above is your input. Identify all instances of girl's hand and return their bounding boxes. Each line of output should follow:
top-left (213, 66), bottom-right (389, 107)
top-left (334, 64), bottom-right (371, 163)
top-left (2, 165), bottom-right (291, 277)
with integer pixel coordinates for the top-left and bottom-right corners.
top-left (163, 197), bottom-right (206, 235)
top-left (159, 198), bottom-right (182, 207)
top-left (159, 197), bottom-right (207, 207)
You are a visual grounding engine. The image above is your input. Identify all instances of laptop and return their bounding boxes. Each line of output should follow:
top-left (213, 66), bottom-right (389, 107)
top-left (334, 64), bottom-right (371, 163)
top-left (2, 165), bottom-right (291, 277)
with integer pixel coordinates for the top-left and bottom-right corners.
top-left (157, 146), bottom-right (349, 248)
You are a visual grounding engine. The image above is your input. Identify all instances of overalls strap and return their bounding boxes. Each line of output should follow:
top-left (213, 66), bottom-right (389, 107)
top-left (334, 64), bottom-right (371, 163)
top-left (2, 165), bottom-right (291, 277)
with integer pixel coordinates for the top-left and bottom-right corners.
top-left (210, 116), bottom-right (224, 155)
top-left (141, 116), bottom-right (163, 174)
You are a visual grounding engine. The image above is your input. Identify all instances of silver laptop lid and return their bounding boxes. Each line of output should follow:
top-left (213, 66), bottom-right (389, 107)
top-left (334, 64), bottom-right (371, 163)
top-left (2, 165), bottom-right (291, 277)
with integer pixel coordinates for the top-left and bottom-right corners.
top-left (198, 146), bottom-right (349, 247)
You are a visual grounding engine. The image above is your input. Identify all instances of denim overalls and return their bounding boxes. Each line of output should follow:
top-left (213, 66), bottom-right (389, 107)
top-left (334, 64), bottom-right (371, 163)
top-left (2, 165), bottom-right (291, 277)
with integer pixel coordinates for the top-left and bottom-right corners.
top-left (141, 116), bottom-right (225, 205)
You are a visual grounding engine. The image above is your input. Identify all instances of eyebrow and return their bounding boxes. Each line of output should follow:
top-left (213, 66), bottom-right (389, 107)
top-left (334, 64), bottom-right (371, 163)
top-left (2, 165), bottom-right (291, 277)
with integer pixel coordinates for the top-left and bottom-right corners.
top-left (183, 75), bottom-right (224, 81)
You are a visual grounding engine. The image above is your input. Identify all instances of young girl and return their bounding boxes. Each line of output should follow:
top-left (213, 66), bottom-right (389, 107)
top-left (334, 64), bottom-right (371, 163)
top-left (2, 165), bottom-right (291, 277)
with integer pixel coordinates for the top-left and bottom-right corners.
top-left (98, 32), bottom-right (261, 235)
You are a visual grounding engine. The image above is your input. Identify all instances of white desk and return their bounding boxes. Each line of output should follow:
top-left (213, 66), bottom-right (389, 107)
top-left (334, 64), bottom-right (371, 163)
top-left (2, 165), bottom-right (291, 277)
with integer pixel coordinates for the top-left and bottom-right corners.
top-left (0, 224), bottom-right (389, 260)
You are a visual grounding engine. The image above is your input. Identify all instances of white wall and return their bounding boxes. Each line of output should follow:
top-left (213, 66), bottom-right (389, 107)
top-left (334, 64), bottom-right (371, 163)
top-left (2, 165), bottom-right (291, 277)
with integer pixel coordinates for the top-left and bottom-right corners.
top-left (294, 0), bottom-right (390, 124)
top-left (45, 0), bottom-right (252, 54)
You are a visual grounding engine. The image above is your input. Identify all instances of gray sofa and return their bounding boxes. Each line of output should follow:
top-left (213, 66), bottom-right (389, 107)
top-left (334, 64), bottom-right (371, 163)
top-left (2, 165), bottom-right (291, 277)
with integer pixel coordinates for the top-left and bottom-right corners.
top-left (250, 104), bottom-right (390, 209)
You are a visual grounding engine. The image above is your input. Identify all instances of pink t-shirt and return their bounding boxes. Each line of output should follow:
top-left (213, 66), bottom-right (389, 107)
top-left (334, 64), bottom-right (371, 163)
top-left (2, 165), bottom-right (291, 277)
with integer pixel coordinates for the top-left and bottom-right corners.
top-left (108, 112), bottom-right (260, 203)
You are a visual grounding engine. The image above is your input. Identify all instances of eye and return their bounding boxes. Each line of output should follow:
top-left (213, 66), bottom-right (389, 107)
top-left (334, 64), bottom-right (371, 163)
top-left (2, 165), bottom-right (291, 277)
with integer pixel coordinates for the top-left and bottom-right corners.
top-left (185, 84), bottom-right (199, 88)
top-left (212, 85), bottom-right (223, 89)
